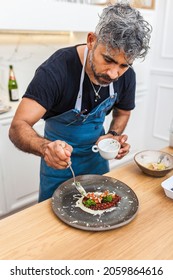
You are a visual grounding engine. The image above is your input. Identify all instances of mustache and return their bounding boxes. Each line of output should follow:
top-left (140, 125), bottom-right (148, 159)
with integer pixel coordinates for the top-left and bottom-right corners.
top-left (95, 73), bottom-right (118, 83)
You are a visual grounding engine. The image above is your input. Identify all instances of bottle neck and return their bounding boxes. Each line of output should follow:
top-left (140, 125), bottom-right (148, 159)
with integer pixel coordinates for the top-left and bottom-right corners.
top-left (9, 68), bottom-right (15, 80)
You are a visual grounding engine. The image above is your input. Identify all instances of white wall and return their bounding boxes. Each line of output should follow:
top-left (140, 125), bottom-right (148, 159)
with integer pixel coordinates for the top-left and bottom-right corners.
top-left (0, 1), bottom-right (102, 32)
top-left (144, 0), bottom-right (173, 150)
top-left (0, 32), bottom-right (88, 103)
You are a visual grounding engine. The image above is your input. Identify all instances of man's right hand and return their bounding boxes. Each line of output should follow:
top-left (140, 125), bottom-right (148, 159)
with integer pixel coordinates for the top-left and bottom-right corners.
top-left (43, 140), bottom-right (73, 169)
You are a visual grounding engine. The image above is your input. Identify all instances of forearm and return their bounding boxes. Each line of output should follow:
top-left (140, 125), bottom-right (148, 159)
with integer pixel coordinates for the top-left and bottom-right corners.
top-left (9, 120), bottom-right (50, 157)
top-left (109, 109), bottom-right (131, 134)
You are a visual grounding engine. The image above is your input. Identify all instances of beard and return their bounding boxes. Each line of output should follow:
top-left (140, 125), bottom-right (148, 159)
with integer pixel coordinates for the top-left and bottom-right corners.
top-left (89, 50), bottom-right (118, 86)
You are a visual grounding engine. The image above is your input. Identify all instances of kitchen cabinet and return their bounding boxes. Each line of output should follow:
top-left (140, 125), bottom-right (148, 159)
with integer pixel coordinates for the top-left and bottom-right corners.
top-left (0, 163), bottom-right (7, 216)
top-left (0, 114), bottom-right (45, 217)
top-left (0, 1), bottom-right (103, 32)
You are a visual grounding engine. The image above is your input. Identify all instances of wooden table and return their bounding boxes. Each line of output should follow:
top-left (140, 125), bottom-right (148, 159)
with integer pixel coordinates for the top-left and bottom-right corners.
top-left (0, 147), bottom-right (173, 260)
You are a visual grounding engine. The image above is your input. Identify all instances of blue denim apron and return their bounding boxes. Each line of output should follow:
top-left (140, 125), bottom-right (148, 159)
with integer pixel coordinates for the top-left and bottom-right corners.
top-left (39, 47), bottom-right (117, 201)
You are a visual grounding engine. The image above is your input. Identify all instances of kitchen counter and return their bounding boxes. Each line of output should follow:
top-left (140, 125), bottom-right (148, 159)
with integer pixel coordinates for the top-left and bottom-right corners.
top-left (0, 146), bottom-right (173, 260)
top-left (0, 99), bottom-right (19, 120)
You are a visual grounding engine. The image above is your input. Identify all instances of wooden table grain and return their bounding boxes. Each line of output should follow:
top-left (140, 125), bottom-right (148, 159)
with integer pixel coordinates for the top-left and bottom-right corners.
top-left (0, 147), bottom-right (173, 260)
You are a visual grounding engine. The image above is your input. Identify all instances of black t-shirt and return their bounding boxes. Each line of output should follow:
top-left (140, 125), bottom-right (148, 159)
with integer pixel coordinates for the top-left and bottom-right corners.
top-left (23, 45), bottom-right (136, 120)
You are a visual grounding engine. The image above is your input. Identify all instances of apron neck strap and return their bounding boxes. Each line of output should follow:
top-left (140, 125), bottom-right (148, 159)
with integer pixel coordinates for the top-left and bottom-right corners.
top-left (109, 82), bottom-right (114, 98)
top-left (75, 46), bottom-right (88, 111)
top-left (75, 46), bottom-right (115, 111)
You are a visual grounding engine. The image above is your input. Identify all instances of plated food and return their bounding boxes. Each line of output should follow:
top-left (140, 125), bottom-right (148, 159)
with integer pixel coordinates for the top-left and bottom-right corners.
top-left (82, 190), bottom-right (121, 210)
top-left (75, 190), bottom-right (121, 216)
top-left (52, 175), bottom-right (139, 231)
top-left (146, 162), bottom-right (167, 171)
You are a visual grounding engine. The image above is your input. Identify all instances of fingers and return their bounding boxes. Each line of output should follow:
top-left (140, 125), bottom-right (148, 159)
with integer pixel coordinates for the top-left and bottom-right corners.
top-left (43, 140), bottom-right (73, 169)
top-left (116, 142), bottom-right (130, 159)
top-left (96, 134), bottom-right (130, 160)
top-left (116, 134), bottom-right (130, 158)
top-left (118, 134), bottom-right (128, 144)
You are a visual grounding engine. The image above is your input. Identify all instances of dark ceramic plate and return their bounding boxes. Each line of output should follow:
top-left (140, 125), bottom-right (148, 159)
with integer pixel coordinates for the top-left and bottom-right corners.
top-left (52, 174), bottom-right (139, 231)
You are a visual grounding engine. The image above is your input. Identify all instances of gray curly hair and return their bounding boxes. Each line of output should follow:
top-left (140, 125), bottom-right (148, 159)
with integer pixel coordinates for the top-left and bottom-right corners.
top-left (95, 2), bottom-right (152, 61)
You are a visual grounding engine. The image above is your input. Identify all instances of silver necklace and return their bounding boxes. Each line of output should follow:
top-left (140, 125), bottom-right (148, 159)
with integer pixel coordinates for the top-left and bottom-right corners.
top-left (90, 81), bottom-right (102, 102)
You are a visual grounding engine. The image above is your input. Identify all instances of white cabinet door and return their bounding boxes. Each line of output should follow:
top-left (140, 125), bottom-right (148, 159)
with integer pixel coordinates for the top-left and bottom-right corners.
top-left (145, 0), bottom-right (173, 149)
top-left (0, 118), bottom-right (44, 215)
top-left (0, 122), bottom-right (8, 216)
top-left (0, 157), bottom-right (7, 217)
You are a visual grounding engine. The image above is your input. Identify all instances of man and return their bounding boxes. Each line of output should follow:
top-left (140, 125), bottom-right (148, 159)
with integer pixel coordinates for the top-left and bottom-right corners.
top-left (9, 3), bottom-right (152, 202)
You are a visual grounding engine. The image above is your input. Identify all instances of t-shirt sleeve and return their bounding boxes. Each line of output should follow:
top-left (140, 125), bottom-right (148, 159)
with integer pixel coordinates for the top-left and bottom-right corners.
top-left (114, 68), bottom-right (136, 111)
top-left (23, 66), bottom-right (64, 110)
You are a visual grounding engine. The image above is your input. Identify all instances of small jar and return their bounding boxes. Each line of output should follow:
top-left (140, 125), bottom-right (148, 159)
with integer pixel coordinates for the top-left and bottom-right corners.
top-left (169, 118), bottom-right (173, 147)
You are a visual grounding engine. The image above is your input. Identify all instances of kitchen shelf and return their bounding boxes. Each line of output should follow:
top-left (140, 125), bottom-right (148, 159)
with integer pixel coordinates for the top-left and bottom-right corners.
top-left (0, 0), bottom-right (103, 33)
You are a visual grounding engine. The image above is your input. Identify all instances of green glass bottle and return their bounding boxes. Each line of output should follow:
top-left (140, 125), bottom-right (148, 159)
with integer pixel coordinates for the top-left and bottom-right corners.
top-left (8, 65), bottom-right (19, 101)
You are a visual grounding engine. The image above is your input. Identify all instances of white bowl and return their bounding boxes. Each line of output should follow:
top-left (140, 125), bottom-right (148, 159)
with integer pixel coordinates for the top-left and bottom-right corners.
top-left (161, 176), bottom-right (173, 199)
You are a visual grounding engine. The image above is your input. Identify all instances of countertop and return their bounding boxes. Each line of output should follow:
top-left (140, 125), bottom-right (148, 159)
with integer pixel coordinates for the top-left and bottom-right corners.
top-left (0, 146), bottom-right (173, 260)
top-left (0, 99), bottom-right (19, 120)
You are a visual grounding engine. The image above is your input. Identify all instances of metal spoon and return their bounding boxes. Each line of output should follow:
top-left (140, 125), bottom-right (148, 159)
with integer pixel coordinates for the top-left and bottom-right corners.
top-left (69, 165), bottom-right (86, 196)
top-left (157, 154), bottom-right (165, 164)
